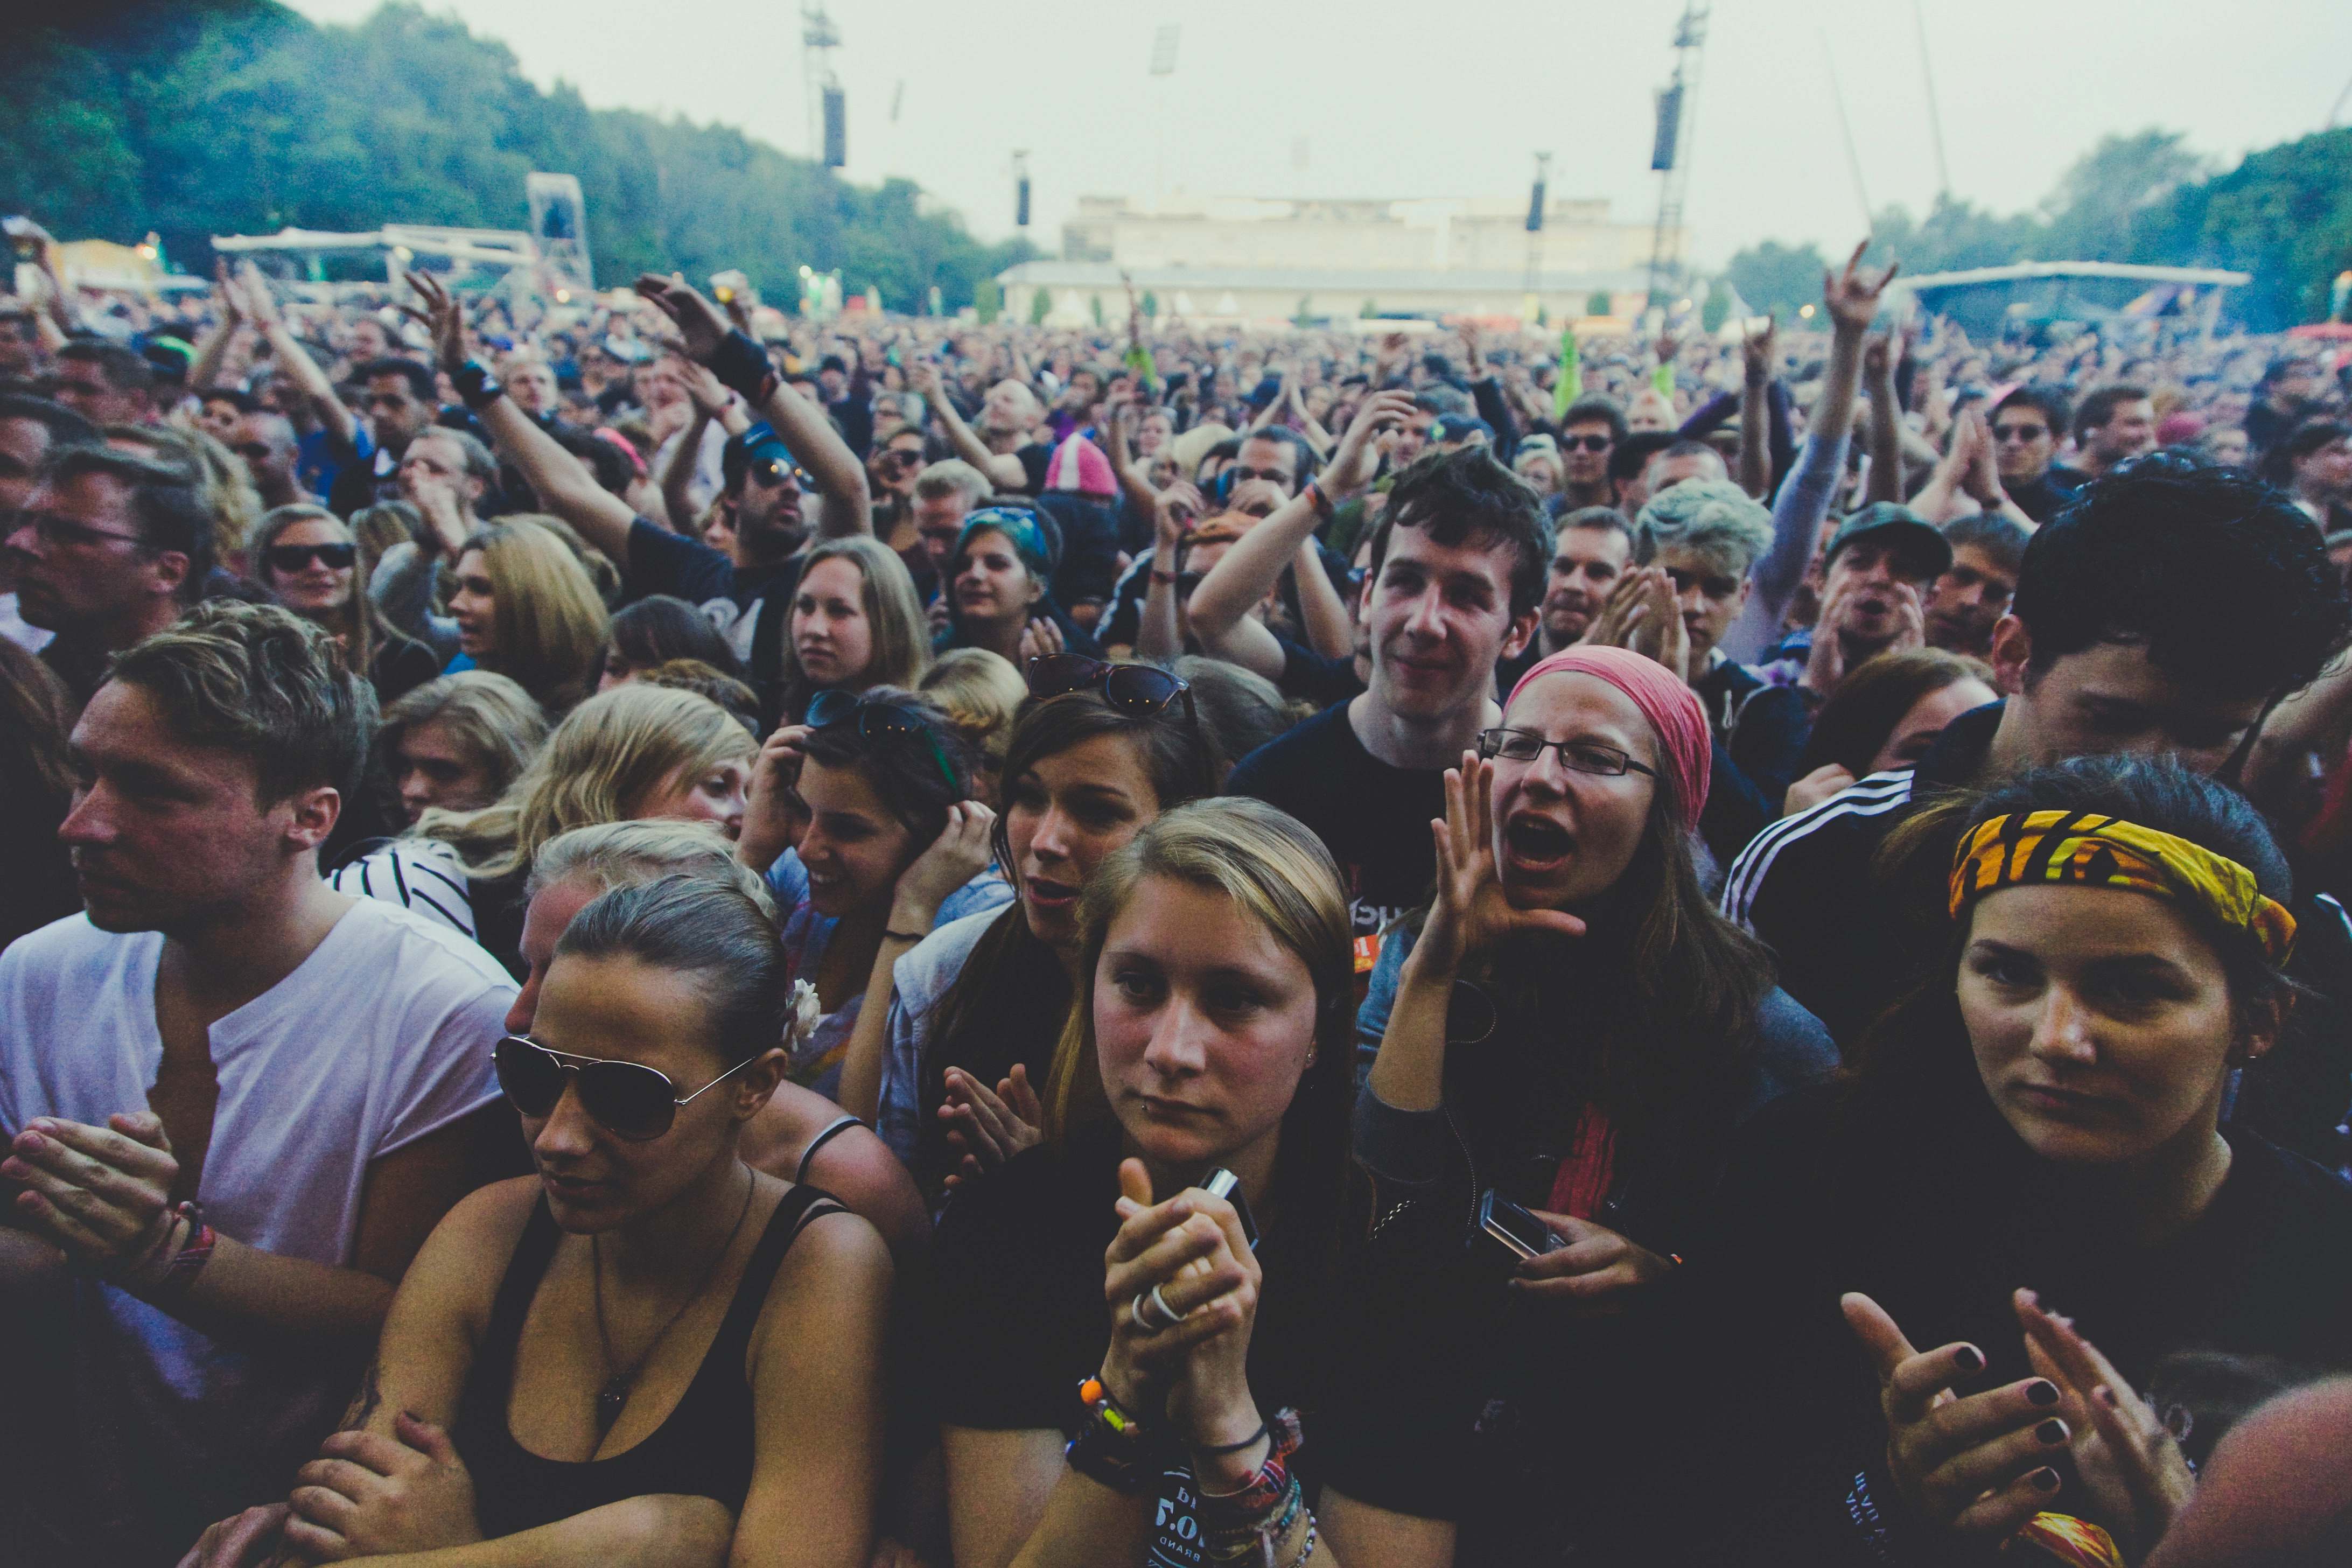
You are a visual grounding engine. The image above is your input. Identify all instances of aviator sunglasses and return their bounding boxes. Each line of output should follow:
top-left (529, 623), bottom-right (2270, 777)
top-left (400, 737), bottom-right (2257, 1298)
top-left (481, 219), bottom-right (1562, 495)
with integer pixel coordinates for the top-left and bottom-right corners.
top-left (493, 1033), bottom-right (755, 1141)
top-left (806, 689), bottom-right (961, 789)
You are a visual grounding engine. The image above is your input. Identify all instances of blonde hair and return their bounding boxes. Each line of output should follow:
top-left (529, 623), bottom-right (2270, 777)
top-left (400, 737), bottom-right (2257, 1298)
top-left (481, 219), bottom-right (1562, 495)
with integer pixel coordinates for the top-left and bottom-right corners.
top-left (528, 818), bottom-right (778, 919)
top-left (776, 535), bottom-right (932, 720)
top-left (111, 423), bottom-right (260, 563)
top-left (378, 670), bottom-right (550, 802)
top-left (416, 683), bottom-right (756, 881)
top-left (457, 517), bottom-right (612, 717)
top-left (918, 647), bottom-right (1026, 776)
top-left (1044, 797), bottom-right (1354, 1142)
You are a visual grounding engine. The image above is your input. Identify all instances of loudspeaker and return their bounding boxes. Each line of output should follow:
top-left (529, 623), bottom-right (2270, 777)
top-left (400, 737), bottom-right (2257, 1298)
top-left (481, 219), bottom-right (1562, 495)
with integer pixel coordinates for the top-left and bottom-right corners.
top-left (1016, 177), bottom-right (1031, 228)
top-left (823, 87), bottom-right (846, 168)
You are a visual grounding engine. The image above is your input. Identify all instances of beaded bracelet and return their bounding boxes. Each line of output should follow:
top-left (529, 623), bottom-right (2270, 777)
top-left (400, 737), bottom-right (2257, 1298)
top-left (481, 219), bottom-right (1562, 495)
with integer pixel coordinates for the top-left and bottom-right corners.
top-left (1064, 1376), bottom-right (1155, 1494)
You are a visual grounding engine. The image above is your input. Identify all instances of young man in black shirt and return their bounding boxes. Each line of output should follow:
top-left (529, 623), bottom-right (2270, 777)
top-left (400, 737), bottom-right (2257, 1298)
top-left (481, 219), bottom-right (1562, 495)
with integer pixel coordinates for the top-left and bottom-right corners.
top-left (1227, 446), bottom-right (1546, 944)
top-left (405, 270), bottom-right (871, 708)
top-left (1723, 460), bottom-right (2352, 1157)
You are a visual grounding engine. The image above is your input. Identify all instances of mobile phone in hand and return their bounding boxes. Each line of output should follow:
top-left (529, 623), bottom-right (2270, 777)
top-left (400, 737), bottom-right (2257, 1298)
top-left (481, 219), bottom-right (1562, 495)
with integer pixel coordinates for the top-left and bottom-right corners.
top-left (1472, 1189), bottom-right (1562, 1269)
top-left (1201, 1167), bottom-right (1259, 1251)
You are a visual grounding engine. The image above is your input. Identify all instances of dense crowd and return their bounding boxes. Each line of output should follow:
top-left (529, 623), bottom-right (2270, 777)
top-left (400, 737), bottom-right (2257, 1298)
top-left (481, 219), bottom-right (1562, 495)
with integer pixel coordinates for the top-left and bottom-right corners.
top-left (4, 215), bottom-right (2352, 1568)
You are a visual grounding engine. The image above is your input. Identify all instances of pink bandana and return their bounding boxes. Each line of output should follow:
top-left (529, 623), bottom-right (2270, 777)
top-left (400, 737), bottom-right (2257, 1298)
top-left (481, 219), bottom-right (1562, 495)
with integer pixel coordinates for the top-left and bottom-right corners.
top-left (1504, 647), bottom-right (1711, 832)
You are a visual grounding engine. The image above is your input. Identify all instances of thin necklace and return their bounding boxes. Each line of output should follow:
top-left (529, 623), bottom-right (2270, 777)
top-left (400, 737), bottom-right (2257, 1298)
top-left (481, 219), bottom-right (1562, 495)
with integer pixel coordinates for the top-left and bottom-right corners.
top-left (589, 1165), bottom-right (755, 1439)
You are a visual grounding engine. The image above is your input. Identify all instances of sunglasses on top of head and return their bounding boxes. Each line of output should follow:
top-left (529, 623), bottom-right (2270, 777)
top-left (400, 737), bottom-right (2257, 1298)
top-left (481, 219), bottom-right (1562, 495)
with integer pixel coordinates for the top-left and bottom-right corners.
top-left (493, 1034), bottom-right (756, 1142)
top-left (1026, 653), bottom-right (1199, 724)
top-left (806, 689), bottom-right (961, 789)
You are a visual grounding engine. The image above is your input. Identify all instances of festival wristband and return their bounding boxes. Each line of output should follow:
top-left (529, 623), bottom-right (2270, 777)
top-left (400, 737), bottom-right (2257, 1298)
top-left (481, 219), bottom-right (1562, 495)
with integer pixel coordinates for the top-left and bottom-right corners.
top-left (1065, 1376), bottom-right (1154, 1494)
top-left (451, 360), bottom-right (502, 411)
top-left (709, 328), bottom-right (780, 407)
top-left (1303, 478), bottom-right (1334, 521)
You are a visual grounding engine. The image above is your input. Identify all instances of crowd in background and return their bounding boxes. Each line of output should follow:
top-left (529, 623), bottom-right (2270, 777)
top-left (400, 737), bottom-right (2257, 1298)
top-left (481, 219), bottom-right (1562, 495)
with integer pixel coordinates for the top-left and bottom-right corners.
top-left (4, 212), bottom-right (2352, 1568)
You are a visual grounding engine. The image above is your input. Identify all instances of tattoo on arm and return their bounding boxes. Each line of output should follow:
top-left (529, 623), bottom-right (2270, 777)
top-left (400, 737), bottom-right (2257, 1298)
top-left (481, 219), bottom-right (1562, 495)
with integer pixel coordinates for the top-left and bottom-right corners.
top-left (338, 1360), bottom-right (384, 1432)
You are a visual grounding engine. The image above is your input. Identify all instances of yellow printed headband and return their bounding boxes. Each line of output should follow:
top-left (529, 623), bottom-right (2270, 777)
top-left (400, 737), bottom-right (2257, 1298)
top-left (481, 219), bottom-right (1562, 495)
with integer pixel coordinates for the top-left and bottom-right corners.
top-left (1949, 809), bottom-right (2297, 966)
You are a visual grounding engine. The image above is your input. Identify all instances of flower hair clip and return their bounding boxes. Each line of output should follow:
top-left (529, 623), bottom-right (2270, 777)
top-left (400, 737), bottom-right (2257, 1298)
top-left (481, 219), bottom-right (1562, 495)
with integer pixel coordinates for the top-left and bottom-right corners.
top-left (783, 978), bottom-right (823, 1048)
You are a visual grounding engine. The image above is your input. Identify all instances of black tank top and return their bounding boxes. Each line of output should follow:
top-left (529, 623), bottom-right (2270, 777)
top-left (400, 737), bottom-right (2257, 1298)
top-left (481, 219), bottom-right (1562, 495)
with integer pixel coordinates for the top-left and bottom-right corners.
top-left (454, 1183), bottom-right (843, 1539)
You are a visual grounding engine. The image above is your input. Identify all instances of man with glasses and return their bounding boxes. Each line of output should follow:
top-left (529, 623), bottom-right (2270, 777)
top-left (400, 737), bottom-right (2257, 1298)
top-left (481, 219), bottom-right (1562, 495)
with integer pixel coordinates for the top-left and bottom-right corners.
top-left (1923, 512), bottom-right (2028, 657)
top-left (1986, 386), bottom-right (2077, 523)
top-left (4, 444), bottom-right (212, 709)
top-left (0, 393), bottom-right (100, 655)
top-left (0, 602), bottom-right (514, 1565)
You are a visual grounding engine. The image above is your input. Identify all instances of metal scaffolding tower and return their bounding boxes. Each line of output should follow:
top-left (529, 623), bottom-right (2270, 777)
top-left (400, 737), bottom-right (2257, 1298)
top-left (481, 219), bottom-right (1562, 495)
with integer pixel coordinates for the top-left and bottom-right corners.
top-left (802, 4), bottom-right (843, 166)
top-left (1645, 2), bottom-right (1710, 308)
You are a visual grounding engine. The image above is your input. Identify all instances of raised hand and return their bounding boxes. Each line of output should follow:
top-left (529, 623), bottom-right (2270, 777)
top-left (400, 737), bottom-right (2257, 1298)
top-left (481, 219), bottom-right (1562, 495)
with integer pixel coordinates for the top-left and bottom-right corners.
top-left (632, 272), bottom-right (730, 363)
top-left (678, 360), bottom-right (734, 420)
top-left (1017, 616), bottom-right (1065, 664)
top-left (889, 802), bottom-right (998, 931)
top-left (937, 1065), bottom-right (1043, 1189)
top-left (1623, 568), bottom-right (1691, 682)
top-left (1420, 754), bottom-right (1588, 972)
top-left (283, 1411), bottom-right (481, 1559)
top-left (2014, 1290), bottom-right (2193, 1559)
top-left (1844, 1292), bottom-right (2074, 1541)
top-left (398, 271), bottom-right (467, 373)
top-left (1096, 1159), bottom-right (1257, 1427)
top-left (1320, 388), bottom-right (1416, 498)
top-left (1823, 241), bottom-right (1900, 337)
top-left (1153, 479), bottom-right (1206, 556)
top-left (1740, 314), bottom-right (1779, 387)
top-left (213, 259), bottom-right (247, 327)
top-left (737, 723), bottom-right (812, 869)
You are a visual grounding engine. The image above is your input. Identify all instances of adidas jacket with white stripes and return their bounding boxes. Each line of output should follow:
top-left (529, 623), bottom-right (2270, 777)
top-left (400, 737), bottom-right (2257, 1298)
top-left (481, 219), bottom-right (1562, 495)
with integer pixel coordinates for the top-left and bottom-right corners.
top-left (1723, 699), bottom-right (2352, 1161)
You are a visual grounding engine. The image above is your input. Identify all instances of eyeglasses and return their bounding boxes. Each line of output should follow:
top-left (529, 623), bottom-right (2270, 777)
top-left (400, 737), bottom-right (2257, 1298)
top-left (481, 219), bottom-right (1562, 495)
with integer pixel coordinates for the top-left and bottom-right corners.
top-left (493, 1034), bottom-right (755, 1141)
top-left (1476, 727), bottom-right (1656, 778)
top-left (264, 542), bottom-right (356, 573)
top-left (750, 456), bottom-right (813, 489)
top-left (806, 689), bottom-right (960, 789)
top-left (1993, 424), bottom-right (2048, 444)
top-left (1027, 654), bottom-right (1196, 722)
top-left (8, 510), bottom-right (149, 551)
top-left (1562, 435), bottom-right (1613, 453)
top-left (877, 448), bottom-right (924, 470)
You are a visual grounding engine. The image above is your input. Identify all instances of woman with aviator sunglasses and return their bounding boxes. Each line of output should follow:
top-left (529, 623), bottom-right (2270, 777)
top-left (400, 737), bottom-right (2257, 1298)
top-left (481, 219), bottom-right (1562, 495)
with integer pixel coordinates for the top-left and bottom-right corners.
top-left (1320, 646), bottom-right (1832, 1563)
top-left (836, 659), bottom-right (1217, 1205)
top-left (733, 687), bottom-right (1011, 1099)
top-left (253, 503), bottom-right (440, 705)
top-left (191, 875), bottom-right (890, 1567)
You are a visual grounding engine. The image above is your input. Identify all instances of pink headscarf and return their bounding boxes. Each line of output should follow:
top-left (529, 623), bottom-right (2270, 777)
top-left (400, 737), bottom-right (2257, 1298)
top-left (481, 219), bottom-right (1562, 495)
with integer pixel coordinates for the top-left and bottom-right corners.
top-left (1503, 647), bottom-right (1711, 832)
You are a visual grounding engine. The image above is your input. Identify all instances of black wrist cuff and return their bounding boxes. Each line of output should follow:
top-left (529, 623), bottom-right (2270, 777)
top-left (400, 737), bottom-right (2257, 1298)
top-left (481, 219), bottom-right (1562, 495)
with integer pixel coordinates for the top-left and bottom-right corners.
top-left (709, 330), bottom-right (779, 407)
top-left (452, 360), bottom-right (502, 412)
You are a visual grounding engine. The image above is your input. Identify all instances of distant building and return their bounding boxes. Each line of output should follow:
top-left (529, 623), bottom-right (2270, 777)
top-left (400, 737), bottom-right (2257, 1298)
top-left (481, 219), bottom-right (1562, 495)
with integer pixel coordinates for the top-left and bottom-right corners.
top-left (998, 193), bottom-right (1673, 326)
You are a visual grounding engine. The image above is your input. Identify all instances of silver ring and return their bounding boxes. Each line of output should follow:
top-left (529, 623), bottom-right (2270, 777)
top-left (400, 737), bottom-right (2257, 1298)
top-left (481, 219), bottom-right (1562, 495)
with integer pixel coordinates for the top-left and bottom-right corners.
top-left (1132, 1284), bottom-right (1185, 1330)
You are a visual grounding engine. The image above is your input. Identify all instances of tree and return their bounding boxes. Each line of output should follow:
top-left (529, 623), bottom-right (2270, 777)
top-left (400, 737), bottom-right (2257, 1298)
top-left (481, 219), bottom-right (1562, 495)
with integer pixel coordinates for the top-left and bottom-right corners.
top-left (2139, 128), bottom-right (2352, 330)
top-left (1140, 290), bottom-right (1158, 318)
top-left (1723, 240), bottom-right (1829, 319)
top-left (1584, 290), bottom-right (1612, 317)
top-left (974, 276), bottom-right (1001, 325)
top-left (1028, 288), bottom-right (1051, 325)
top-left (2041, 130), bottom-right (2210, 262)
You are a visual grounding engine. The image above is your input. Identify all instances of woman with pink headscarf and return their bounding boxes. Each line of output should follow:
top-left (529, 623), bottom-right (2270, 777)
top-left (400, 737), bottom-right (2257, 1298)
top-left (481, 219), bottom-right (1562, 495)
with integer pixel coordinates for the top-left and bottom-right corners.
top-left (1315, 646), bottom-right (1837, 1563)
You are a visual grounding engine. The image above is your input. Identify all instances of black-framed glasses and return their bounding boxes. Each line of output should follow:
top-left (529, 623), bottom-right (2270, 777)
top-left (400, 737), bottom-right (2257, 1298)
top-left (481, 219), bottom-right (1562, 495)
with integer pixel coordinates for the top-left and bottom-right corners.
top-left (1562, 435), bottom-right (1612, 453)
top-left (1028, 654), bottom-right (1195, 722)
top-left (1476, 727), bottom-right (1656, 779)
top-left (8, 510), bottom-right (149, 551)
top-left (806, 689), bottom-right (960, 789)
top-left (493, 1034), bottom-right (755, 1141)
top-left (264, 542), bottom-right (356, 572)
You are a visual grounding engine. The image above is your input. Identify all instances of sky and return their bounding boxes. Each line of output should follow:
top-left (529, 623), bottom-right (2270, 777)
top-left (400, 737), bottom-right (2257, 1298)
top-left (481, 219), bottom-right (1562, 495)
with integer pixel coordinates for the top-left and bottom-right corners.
top-left (284, 0), bottom-right (2352, 268)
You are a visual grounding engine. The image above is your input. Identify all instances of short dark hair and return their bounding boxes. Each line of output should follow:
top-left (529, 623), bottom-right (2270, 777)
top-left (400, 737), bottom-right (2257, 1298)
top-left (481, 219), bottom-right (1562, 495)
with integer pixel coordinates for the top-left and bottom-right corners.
top-left (799, 687), bottom-right (977, 843)
top-left (607, 595), bottom-right (744, 679)
top-left (199, 386), bottom-right (258, 415)
top-left (106, 600), bottom-right (376, 806)
top-left (1940, 512), bottom-right (2030, 578)
top-left (2012, 458), bottom-right (2350, 699)
top-left (1559, 396), bottom-right (1628, 445)
top-left (2263, 419), bottom-right (2352, 488)
top-left (0, 393), bottom-right (100, 450)
top-left (57, 338), bottom-right (152, 394)
top-left (358, 357), bottom-right (436, 402)
top-left (1235, 426), bottom-right (1314, 485)
top-left (2072, 384), bottom-right (2151, 442)
top-left (1990, 385), bottom-right (2068, 435)
top-left (38, 445), bottom-right (216, 601)
top-left (1608, 430), bottom-right (1677, 485)
top-left (1370, 447), bottom-right (1552, 620)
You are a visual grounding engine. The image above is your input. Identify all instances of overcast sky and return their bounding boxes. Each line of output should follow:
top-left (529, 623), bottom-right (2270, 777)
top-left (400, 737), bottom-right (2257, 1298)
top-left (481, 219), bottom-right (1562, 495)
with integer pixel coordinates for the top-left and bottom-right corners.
top-left (286, 0), bottom-right (2352, 267)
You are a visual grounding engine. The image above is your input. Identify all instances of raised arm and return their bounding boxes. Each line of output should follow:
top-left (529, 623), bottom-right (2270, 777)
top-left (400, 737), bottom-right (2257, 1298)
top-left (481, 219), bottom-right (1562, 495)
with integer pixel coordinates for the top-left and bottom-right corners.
top-left (244, 264), bottom-right (361, 456)
top-left (837, 804), bottom-right (996, 1125)
top-left (1188, 389), bottom-right (1410, 676)
top-left (634, 274), bottom-right (870, 541)
top-left (910, 359), bottom-right (1028, 492)
top-left (1862, 333), bottom-right (1903, 505)
top-left (1737, 317), bottom-right (1776, 500)
top-left (1104, 397), bottom-right (1161, 521)
top-left (1134, 481), bottom-right (1206, 665)
top-left (404, 271), bottom-right (636, 562)
top-left (186, 263), bottom-right (250, 400)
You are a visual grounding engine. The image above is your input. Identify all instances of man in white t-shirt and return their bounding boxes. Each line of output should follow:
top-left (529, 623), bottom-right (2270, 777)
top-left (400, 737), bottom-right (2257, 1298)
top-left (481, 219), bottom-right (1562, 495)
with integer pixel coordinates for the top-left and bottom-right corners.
top-left (0, 602), bottom-right (516, 1566)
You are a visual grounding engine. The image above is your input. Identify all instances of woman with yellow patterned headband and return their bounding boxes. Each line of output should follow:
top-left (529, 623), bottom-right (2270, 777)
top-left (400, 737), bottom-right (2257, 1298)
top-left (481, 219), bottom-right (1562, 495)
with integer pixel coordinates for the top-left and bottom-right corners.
top-left (1675, 757), bottom-right (2352, 1567)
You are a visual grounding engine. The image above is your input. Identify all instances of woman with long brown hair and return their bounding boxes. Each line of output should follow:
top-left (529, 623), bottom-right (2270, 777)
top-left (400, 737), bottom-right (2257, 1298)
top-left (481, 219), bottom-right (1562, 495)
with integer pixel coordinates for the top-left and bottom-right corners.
top-left (252, 503), bottom-right (441, 703)
top-left (445, 517), bottom-right (610, 719)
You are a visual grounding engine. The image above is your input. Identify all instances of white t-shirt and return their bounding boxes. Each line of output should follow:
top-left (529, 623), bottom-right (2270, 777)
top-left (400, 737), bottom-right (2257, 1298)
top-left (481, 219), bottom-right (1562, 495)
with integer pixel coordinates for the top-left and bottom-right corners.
top-left (0, 898), bottom-right (516, 1552)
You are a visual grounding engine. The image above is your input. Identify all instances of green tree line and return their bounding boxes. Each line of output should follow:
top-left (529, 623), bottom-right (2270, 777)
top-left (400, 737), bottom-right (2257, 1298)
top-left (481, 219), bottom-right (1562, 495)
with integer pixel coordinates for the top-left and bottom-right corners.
top-left (0, 0), bottom-right (1035, 311)
top-left (1724, 128), bottom-right (2352, 331)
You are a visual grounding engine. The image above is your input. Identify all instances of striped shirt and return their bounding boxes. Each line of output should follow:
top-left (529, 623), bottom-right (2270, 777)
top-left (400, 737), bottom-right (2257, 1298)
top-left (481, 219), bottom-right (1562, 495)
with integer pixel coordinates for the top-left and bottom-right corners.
top-left (329, 839), bottom-right (478, 943)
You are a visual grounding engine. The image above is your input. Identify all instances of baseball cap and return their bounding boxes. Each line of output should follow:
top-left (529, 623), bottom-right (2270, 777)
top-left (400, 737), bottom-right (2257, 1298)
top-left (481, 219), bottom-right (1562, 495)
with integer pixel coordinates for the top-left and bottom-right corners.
top-left (720, 422), bottom-right (803, 491)
top-left (1824, 502), bottom-right (1952, 579)
top-left (1433, 414), bottom-right (1496, 447)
